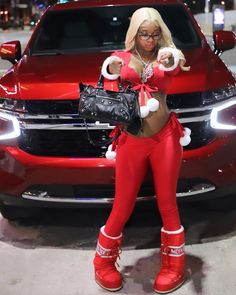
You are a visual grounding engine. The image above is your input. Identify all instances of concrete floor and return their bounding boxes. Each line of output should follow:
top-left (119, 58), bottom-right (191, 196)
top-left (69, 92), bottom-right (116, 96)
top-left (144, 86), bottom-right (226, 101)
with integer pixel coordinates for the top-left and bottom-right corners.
top-left (1, 197), bottom-right (236, 295)
top-left (0, 229), bottom-right (235, 295)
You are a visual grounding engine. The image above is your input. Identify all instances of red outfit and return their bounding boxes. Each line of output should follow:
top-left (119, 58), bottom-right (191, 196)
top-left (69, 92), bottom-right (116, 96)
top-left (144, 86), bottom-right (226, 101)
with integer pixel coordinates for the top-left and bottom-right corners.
top-left (105, 112), bottom-right (183, 236)
top-left (94, 49), bottom-right (187, 293)
top-left (112, 50), bottom-right (180, 92)
top-left (104, 51), bottom-right (184, 236)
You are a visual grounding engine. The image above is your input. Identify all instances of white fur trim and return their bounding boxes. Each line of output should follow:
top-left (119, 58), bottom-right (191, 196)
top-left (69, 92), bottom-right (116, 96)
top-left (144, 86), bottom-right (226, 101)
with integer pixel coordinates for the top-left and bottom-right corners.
top-left (147, 98), bottom-right (159, 112)
top-left (140, 105), bottom-right (150, 118)
top-left (161, 226), bottom-right (184, 235)
top-left (158, 47), bottom-right (180, 71)
top-left (101, 56), bottom-right (123, 80)
top-left (101, 225), bottom-right (122, 239)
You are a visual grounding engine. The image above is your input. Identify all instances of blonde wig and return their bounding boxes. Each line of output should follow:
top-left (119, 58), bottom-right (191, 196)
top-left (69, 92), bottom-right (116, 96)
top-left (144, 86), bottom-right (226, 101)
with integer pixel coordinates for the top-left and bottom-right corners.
top-left (125, 7), bottom-right (189, 71)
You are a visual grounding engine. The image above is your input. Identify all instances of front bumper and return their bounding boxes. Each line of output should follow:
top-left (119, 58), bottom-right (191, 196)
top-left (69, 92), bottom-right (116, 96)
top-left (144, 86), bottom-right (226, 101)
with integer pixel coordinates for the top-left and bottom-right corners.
top-left (0, 183), bottom-right (236, 209)
top-left (0, 132), bottom-right (236, 206)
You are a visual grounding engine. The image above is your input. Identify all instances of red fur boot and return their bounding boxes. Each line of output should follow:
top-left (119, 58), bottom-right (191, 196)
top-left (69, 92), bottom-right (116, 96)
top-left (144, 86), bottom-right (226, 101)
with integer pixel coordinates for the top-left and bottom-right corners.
top-left (93, 226), bottom-right (123, 291)
top-left (154, 226), bottom-right (186, 293)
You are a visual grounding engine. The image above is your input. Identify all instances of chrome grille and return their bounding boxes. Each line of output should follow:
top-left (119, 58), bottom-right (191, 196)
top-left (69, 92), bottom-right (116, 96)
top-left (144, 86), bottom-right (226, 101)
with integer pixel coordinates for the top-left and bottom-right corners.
top-left (0, 97), bottom-right (218, 157)
top-left (19, 128), bottom-right (111, 157)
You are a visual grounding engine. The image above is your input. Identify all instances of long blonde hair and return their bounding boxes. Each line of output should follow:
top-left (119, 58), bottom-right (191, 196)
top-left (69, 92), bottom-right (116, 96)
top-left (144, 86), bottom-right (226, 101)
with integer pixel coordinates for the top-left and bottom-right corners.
top-left (125, 7), bottom-right (189, 71)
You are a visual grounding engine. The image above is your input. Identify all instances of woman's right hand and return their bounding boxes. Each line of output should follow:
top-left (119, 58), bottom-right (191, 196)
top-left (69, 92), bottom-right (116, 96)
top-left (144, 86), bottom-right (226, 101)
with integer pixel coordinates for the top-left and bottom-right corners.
top-left (108, 59), bottom-right (123, 75)
top-left (102, 56), bottom-right (123, 80)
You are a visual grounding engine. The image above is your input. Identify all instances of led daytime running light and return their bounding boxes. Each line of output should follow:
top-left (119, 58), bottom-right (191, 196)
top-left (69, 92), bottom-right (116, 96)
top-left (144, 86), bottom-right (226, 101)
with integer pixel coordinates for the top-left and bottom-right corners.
top-left (210, 99), bottom-right (236, 130)
top-left (0, 112), bottom-right (21, 140)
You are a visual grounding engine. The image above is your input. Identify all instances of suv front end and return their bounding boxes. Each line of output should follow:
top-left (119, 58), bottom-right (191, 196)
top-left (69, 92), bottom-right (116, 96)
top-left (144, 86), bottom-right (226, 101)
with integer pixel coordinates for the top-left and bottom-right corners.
top-left (0, 0), bottom-right (235, 220)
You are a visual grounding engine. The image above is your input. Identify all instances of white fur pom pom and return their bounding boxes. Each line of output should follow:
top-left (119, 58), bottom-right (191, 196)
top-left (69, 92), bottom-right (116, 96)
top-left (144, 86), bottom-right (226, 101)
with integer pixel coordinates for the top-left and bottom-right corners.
top-left (184, 127), bottom-right (191, 136)
top-left (147, 98), bottom-right (159, 112)
top-left (105, 150), bottom-right (116, 160)
top-left (105, 144), bottom-right (116, 160)
top-left (179, 134), bottom-right (191, 146)
top-left (140, 106), bottom-right (150, 118)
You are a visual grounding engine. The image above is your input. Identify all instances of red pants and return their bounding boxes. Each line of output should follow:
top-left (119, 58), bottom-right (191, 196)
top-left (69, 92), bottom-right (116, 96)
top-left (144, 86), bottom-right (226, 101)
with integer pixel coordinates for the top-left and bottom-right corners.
top-left (105, 112), bottom-right (183, 236)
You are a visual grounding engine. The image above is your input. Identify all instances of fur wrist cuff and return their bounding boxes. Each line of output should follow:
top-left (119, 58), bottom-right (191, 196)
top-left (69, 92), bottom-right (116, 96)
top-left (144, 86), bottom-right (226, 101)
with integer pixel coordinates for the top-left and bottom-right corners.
top-left (158, 47), bottom-right (180, 71)
top-left (101, 56), bottom-right (123, 80)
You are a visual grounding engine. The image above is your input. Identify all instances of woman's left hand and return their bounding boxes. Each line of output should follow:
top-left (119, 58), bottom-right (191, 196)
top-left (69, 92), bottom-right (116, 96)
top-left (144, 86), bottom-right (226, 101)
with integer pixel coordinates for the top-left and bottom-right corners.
top-left (158, 51), bottom-right (174, 68)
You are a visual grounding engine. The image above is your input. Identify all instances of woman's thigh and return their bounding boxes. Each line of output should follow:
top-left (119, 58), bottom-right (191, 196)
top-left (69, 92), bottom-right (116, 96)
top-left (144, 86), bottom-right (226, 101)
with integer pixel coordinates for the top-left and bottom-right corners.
top-left (113, 134), bottom-right (149, 210)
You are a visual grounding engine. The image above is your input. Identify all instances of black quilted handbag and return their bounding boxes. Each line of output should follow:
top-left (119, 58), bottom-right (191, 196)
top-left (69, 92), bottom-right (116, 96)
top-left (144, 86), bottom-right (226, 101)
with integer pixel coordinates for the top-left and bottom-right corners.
top-left (79, 75), bottom-right (140, 125)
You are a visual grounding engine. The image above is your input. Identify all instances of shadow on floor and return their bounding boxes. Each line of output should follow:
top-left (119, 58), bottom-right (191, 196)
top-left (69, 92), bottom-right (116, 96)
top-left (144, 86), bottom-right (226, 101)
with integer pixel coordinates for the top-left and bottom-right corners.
top-left (0, 195), bottom-right (236, 249)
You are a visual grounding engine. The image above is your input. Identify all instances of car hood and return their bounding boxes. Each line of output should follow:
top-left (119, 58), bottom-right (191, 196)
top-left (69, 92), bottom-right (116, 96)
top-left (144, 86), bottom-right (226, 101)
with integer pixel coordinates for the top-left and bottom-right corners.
top-left (0, 47), bottom-right (235, 100)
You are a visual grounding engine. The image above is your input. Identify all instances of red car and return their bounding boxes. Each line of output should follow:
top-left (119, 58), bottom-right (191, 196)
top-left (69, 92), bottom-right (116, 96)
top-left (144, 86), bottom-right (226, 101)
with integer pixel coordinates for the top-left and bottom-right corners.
top-left (0, 0), bottom-right (235, 220)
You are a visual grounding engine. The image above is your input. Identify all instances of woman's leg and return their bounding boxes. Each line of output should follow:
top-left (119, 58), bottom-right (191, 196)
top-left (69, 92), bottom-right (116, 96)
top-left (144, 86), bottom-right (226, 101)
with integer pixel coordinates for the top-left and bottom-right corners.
top-left (105, 133), bottom-right (149, 236)
top-left (149, 127), bottom-right (183, 231)
top-left (94, 133), bottom-right (149, 291)
top-left (149, 122), bottom-right (186, 293)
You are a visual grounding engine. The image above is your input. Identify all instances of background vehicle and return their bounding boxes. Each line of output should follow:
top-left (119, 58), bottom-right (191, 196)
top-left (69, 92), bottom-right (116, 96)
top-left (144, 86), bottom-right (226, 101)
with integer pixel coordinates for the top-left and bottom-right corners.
top-left (0, 0), bottom-right (235, 220)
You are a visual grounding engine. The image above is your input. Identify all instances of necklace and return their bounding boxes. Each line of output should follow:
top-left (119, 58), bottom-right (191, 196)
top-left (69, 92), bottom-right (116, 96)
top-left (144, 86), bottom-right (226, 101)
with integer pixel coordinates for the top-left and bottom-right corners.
top-left (135, 49), bottom-right (156, 82)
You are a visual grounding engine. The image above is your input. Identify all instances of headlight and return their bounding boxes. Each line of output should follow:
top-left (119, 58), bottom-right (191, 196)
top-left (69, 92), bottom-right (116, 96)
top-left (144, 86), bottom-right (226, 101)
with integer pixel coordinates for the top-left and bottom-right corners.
top-left (203, 83), bottom-right (236, 105)
top-left (210, 99), bottom-right (236, 130)
top-left (0, 112), bottom-right (21, 140)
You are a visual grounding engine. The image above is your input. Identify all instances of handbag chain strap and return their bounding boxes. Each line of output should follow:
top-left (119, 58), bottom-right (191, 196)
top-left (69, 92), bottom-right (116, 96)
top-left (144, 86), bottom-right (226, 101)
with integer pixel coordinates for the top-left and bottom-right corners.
top-left (83, 119), bottom-right (120, 147)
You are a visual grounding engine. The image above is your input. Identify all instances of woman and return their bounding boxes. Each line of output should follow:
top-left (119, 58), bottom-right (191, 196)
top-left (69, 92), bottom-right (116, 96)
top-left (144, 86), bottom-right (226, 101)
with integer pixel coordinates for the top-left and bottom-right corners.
top-left (93, 7), bottom-right (190, 294)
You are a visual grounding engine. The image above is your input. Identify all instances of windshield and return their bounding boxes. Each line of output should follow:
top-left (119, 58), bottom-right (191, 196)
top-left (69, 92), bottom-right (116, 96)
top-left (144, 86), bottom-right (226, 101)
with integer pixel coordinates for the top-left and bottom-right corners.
top-left (29, 4), bottom-right (202, 55)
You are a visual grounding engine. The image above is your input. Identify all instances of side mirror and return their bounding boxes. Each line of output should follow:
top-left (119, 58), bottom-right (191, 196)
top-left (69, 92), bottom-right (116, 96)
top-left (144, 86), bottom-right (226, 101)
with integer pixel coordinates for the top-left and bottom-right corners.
top-left (213, 30), bottom-right (236, 55)
top-left (0, 41), bottom-right (22, 64)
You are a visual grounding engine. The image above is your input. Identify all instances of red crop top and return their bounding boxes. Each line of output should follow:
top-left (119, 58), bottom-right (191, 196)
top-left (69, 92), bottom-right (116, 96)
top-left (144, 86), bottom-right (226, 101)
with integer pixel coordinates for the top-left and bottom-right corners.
top-left (111, 50), bottom-right (180, 96)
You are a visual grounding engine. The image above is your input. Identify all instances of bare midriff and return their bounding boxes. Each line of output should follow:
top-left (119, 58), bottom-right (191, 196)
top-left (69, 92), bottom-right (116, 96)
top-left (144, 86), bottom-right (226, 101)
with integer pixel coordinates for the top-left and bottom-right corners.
top-left (138, 92), bottom-right (170, 137)
top-left (124, 91), bottom-right (170, 138)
